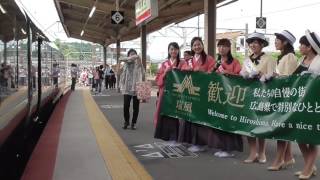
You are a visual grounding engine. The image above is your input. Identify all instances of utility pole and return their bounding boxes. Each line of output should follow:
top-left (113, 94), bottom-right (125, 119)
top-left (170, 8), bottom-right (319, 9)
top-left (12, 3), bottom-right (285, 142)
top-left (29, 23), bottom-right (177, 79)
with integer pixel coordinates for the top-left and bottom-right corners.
top-left (116, 40), bottom-right (120, 93)
top-left (260, 0), bottom-right (266, 34)
top-left (260, 0), bottom-right (263, 17)
top-left (197, 15), bottom-right (200, 37)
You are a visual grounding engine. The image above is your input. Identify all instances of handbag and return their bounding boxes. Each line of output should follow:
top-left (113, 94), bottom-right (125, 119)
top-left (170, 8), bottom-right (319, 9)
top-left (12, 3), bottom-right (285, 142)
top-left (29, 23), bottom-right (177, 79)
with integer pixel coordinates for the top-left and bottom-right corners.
top-left (135, 81), bottom-right (151, 103)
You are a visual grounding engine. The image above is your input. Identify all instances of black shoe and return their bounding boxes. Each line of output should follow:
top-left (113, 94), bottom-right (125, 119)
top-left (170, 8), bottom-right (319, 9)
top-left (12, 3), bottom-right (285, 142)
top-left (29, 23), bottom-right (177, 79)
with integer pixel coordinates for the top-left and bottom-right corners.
top-left (131, 124), bottom-right (136, 130)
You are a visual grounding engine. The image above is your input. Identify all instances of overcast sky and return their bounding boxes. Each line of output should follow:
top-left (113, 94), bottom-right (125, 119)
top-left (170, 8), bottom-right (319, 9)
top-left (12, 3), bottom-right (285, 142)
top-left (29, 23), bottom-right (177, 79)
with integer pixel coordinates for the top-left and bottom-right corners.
top-left (19, 0), bottom-right (320, 61)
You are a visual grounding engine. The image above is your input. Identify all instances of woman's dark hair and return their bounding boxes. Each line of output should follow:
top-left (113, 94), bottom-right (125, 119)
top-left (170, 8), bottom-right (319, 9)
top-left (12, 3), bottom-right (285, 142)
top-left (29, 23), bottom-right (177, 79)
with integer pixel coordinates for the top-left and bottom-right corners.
top-left (299, 35), bottom-right (317, 54)
top-left (127, 49), bottom-right (137, 57)
top-left (191, 37), bottom-right (207, 65)
top-left (276, 34), bottom-right (295, 63)
top-left (184, 50), bottom-right (192, 56)
top-left (248, 38), bottom-right (265, 47)
top-left (167, 42), bottom-right (180, 67)
top-left (217, 38), bottom-right (233, 65)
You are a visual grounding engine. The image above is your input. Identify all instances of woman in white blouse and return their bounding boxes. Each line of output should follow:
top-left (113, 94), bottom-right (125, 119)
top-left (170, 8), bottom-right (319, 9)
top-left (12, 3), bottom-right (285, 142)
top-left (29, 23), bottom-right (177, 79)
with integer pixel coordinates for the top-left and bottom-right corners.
top-left (268, 30), bottom-right (298, 171)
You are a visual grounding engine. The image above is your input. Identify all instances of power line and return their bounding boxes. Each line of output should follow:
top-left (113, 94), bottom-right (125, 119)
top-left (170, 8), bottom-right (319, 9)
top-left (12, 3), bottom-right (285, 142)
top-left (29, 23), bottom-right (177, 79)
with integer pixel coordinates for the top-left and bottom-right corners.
top-left (18, 0), bottom-right (57, 40)
top-left (221, 2), bottom-right (320, 21)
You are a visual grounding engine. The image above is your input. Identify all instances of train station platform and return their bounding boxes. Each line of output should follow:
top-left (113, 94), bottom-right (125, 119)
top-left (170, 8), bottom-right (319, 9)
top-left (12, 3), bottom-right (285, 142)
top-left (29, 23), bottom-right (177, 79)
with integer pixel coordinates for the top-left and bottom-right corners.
top-left (20, 87), bottom-right (320, 180)
top-left (21, 89), bottom-right (151, 180)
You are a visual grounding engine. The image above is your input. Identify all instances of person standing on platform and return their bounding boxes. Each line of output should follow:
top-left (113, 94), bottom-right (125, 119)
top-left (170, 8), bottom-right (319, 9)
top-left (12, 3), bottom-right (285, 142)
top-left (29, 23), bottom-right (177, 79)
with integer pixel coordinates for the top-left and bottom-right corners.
top-left (70, 63), bottom-right (78, 91)
top-left (154, 42), bottom-right (182, 144)
top-left (212, 38), bottom-right (243, 157)
top-left (119, 49), bottom-right (145, 130)
top-left (293, 30), bottom-right (320, 179)
top-left (104, 64), bottom-right (111, 89)
top-left (110, 68), bottom-right (116, 89)
top-left (267, 30), bottom-right (297, 171)
top-left (94, 65), bottom-right (104, 93)
top-left (240, 32), bottom-right (276, 164)
top-left (181, 50), bottom-right (193, 70)
top-left (178, 37), bottom-right (216, 152)
top-left (93, 66), bottom-right (99, 91)
top-left (88, 67), bottom-right (93, 87)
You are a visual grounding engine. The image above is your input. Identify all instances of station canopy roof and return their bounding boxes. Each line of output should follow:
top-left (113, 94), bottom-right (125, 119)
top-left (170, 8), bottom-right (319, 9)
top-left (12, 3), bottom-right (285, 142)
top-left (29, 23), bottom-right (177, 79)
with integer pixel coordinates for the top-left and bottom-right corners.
top-left (54, 0), bottom-right (227, 46)
top-left (0, 0), bottom-right (48, 42)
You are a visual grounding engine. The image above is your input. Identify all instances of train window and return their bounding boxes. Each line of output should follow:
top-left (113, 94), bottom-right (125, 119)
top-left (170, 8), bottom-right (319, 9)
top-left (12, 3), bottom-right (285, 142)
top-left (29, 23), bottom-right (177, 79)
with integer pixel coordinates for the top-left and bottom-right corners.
top-left (51, 48), bottom-right (62, 88)
top-left (18, 39), bottom-right (28, 88)
top-left (58, 53), bottom-right (66, 84)
top-left (6, 40), bottom-right (18, 89)
top-left (0, 40), bottom-right (19, 101)
top-left (0, 41), bottom-right (3, 63)
top-left (42, 44), bottom-right (51, 87)
top-left (31, 41), bottom-right (38, 90)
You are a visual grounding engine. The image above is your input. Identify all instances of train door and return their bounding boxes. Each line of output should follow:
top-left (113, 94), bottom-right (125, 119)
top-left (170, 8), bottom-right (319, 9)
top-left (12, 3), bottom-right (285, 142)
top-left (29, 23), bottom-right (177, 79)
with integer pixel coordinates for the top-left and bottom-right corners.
top-left (28, 31), bottom-right (39, 115)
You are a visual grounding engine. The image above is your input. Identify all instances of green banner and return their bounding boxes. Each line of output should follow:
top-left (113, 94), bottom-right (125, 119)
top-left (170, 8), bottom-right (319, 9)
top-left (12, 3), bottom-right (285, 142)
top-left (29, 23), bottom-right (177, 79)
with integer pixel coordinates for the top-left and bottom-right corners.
top-left (161, 70), bottom-right (320, 145)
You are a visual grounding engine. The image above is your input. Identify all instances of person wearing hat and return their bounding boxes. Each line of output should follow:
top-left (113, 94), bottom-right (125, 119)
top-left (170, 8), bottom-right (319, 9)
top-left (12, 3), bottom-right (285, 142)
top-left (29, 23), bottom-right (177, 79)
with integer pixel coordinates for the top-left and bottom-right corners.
top-left (267, 30), bottom-right (298, 171)
top-left (240, 32), bottom-right (276, 164)
top-left (274, 30), bottom-right (299, 76)
top-left (292, 30), bottom-right (320, 179)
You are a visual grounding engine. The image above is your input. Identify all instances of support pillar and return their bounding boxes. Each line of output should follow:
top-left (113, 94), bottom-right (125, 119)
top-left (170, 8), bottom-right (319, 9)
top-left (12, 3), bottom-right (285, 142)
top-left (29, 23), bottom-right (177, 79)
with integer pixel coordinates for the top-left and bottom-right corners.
top-left (204, 0), bottom-right (217, 57)
top-left (141, 25), bottom-right (147, 73)
top-left (103, 46), bottom-right (107, 67)
top-left (116, 40), bottom-right (120, 92)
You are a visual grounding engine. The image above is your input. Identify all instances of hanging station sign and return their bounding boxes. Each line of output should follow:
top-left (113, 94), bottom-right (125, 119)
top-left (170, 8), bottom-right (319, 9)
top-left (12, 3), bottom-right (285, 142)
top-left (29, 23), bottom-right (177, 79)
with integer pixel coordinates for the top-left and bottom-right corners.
top-left (135, 0), bottom-right (158, 26)
top-left (256, 17), bottom-right (267, 29)
top-left (111, 11), bottom-right (124, 24)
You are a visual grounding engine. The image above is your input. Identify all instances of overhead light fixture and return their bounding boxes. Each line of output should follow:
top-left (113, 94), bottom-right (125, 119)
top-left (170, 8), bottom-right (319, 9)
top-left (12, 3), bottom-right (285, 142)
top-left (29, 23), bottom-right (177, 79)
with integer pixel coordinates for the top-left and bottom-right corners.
top-left (88, 6), bottom-right (96, 18)
top-left (21, 28), bottom-right (26, 34)
top-left (80, 30), bottom-right (84, 36)
top-left (217, 0), bottom-right (238, 8)
top-left (0, 4), bottom-right (7, 14)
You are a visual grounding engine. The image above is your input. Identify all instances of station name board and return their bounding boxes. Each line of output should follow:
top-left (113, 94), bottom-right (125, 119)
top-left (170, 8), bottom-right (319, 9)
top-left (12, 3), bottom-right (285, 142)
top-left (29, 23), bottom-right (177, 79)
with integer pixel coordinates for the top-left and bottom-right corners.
top-left (135, 0), bottom-right (158, 26)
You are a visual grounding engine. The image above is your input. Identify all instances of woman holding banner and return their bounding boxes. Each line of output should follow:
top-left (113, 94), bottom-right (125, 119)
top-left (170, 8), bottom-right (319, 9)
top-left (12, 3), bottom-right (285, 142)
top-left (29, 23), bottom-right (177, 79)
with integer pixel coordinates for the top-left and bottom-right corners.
top-left (293, 30), bottom-right (320, 179)
top-left (211, 38), bottom-right (243, 157)
top-left (240, 32), bottom-right (276, 164)
top-left (178, 37), bottom-right (216, 152)
top-left (154, 42), bottom-right (182, 144)
top-left (267, 30), bottom-right (298, 171)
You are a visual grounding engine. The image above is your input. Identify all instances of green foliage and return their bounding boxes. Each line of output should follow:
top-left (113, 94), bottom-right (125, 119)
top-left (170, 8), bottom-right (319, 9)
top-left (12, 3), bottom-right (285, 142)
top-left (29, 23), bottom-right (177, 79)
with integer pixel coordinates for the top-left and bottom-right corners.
top-left (270, 52), bottom-right (280, 60)
top-left (270, 51), bottom-right (302, 61)
top-left (232, 52), bottom-right (245, 64)
top-left (295, 51), bottom-right (303, 60)
top-left (54, 39), bottom-right (101, 60)
top-left (234, 51), bottom-right (302, 65)
top-left (150, 63), bottom-right (158, 75)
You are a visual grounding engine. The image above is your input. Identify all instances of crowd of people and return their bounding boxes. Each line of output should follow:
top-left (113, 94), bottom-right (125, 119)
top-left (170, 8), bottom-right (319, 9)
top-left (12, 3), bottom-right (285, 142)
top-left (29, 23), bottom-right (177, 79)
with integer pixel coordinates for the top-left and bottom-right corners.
top-left (153, 30), bottom-right (320, 180)
top-left (73, 64), bottom-right (116, 93)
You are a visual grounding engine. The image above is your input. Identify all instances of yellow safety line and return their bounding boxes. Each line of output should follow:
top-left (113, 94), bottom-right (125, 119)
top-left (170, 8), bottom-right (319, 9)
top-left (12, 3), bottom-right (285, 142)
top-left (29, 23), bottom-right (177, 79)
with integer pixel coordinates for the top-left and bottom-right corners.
top-left (82, 90), bottom-right (152, 180)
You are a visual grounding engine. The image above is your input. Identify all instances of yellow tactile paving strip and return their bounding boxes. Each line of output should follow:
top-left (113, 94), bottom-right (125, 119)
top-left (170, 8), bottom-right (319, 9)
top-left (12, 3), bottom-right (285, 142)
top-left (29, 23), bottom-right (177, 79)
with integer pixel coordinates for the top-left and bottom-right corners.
top-left (82, 90), bottom-right (152, 180)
